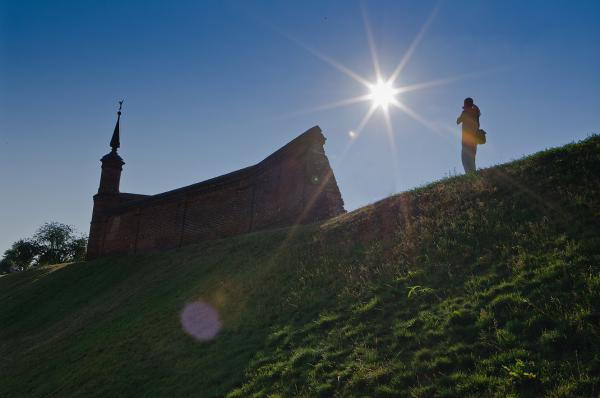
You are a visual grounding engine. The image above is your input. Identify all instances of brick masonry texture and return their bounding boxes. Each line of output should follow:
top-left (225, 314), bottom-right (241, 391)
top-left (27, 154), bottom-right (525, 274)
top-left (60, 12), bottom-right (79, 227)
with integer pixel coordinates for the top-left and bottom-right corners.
top-left (87, 126), bottom-right (345, 259)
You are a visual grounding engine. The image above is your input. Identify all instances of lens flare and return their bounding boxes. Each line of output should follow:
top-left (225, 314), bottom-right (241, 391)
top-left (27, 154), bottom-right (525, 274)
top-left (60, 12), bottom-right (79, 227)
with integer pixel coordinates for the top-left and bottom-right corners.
top-left (180, 300), bottom-right (222, 341)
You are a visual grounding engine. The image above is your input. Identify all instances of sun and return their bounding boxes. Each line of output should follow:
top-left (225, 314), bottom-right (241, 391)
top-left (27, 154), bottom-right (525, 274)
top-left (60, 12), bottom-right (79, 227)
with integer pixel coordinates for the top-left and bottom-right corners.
top-left (368, 78), bottom-right (399, 110)
top-left (280, 2), bottom-right (479, 142)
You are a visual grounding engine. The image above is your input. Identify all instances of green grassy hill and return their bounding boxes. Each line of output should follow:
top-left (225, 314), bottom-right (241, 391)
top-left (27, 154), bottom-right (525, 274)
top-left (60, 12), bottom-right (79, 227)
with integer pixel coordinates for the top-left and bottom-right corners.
top-left (2, 136), bottom-right (599, 397)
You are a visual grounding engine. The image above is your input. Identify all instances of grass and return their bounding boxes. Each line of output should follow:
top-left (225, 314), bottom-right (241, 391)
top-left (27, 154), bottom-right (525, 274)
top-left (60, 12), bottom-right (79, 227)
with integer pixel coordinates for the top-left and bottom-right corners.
top-left (1, 135), bottom-right (599, 397)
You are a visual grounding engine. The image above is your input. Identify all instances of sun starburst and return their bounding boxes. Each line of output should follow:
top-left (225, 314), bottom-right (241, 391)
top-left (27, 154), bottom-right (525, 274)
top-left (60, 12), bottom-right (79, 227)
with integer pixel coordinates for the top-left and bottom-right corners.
top-left (368, 78), bottom-right (399, 110)
top-left (272, 1), bottom-right (496, 190)
top-left (275, 2), bottom-right (453, 140)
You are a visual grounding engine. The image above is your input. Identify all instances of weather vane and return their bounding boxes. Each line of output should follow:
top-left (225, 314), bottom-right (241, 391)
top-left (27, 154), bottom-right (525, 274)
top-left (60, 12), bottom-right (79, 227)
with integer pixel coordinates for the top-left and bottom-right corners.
top-left (117, 100), bottom-right (124, 114)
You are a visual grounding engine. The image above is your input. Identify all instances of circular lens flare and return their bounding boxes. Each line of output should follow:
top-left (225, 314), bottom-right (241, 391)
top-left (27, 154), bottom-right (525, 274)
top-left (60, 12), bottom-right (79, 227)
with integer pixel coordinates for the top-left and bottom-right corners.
top-left (180, 300), bottom-right (222, 341)
top-left (368, 79), bottom-right (398, 110)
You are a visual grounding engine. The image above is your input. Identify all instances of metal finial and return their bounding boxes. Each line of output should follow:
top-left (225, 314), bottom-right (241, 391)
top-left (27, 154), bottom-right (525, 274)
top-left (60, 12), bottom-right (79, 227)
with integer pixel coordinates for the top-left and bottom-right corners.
top-left (110, 100), bottom-right (123, 152)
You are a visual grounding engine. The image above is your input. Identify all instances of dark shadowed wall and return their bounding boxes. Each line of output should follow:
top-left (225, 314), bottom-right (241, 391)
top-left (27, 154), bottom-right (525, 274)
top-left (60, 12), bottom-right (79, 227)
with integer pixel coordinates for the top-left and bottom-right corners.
top-left (87, 126), bottom-right (344, 259)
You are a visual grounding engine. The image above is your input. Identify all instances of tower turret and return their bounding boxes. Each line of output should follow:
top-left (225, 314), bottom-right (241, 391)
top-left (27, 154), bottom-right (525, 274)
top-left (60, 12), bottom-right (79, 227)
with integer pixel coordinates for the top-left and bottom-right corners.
top-left (98, 101), bottom-right (125, 194)
top-left (87, 101), bottom-right (125, 259)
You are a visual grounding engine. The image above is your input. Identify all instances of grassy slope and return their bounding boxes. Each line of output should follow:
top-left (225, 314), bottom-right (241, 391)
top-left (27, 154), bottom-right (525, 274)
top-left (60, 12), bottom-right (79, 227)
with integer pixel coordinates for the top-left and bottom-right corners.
top-left (1, 136), bottom-right (599, 397)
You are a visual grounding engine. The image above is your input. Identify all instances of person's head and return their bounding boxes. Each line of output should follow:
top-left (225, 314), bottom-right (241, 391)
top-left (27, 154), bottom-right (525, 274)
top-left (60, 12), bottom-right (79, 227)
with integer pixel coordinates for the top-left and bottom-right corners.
top-left (464, 97), bottom-right (474, 108)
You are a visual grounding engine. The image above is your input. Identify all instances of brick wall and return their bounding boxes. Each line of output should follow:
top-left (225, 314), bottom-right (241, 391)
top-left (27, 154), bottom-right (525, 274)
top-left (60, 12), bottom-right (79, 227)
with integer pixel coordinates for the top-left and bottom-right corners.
top-left (87, 126), bottom-right (345, 259)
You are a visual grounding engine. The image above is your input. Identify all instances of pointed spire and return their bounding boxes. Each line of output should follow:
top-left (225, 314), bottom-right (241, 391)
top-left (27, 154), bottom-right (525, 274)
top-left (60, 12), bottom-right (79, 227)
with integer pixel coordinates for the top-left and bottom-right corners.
top-left (110, 100), bottom-right (123, 152)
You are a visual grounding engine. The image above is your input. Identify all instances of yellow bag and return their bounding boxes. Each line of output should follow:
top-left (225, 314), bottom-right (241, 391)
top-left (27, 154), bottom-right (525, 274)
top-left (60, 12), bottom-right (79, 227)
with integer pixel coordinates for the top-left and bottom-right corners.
top-left (476, 129), bottom-right (487, 145)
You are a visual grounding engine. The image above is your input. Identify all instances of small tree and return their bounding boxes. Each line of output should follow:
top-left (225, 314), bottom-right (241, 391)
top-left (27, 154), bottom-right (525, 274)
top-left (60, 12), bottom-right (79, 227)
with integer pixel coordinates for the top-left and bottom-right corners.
top-left (0, 222), bottom-right (87, 273)
top-left (69, 236), bottom-right (88, 263)
top-left (0, 239), bottom-right (39, 272)
top-left (33, 222), bottom-right (87, 266)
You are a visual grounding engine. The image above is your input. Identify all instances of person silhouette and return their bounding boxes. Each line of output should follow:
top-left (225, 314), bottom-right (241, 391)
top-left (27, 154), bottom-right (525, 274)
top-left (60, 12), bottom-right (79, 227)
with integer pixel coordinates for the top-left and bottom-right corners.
top-left (456, 97), bottom-right (481, 173)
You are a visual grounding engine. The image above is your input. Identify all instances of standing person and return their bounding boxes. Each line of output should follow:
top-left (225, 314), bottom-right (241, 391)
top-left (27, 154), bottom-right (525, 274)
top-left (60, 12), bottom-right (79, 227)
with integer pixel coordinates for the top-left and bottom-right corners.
top-left (456, 97), bottom-right (481, 173)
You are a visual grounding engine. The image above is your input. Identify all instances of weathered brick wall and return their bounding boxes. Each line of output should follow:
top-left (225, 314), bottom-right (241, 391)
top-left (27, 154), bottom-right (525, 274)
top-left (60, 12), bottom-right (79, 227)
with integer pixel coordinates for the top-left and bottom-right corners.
top-left (87, 126), bottom-right (345, 259)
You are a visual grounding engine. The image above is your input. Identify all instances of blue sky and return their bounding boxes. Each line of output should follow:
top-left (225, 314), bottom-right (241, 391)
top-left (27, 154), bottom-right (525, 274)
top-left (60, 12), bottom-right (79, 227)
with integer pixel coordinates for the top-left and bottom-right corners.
top-left (1, 0), bottom-right (599, 253)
